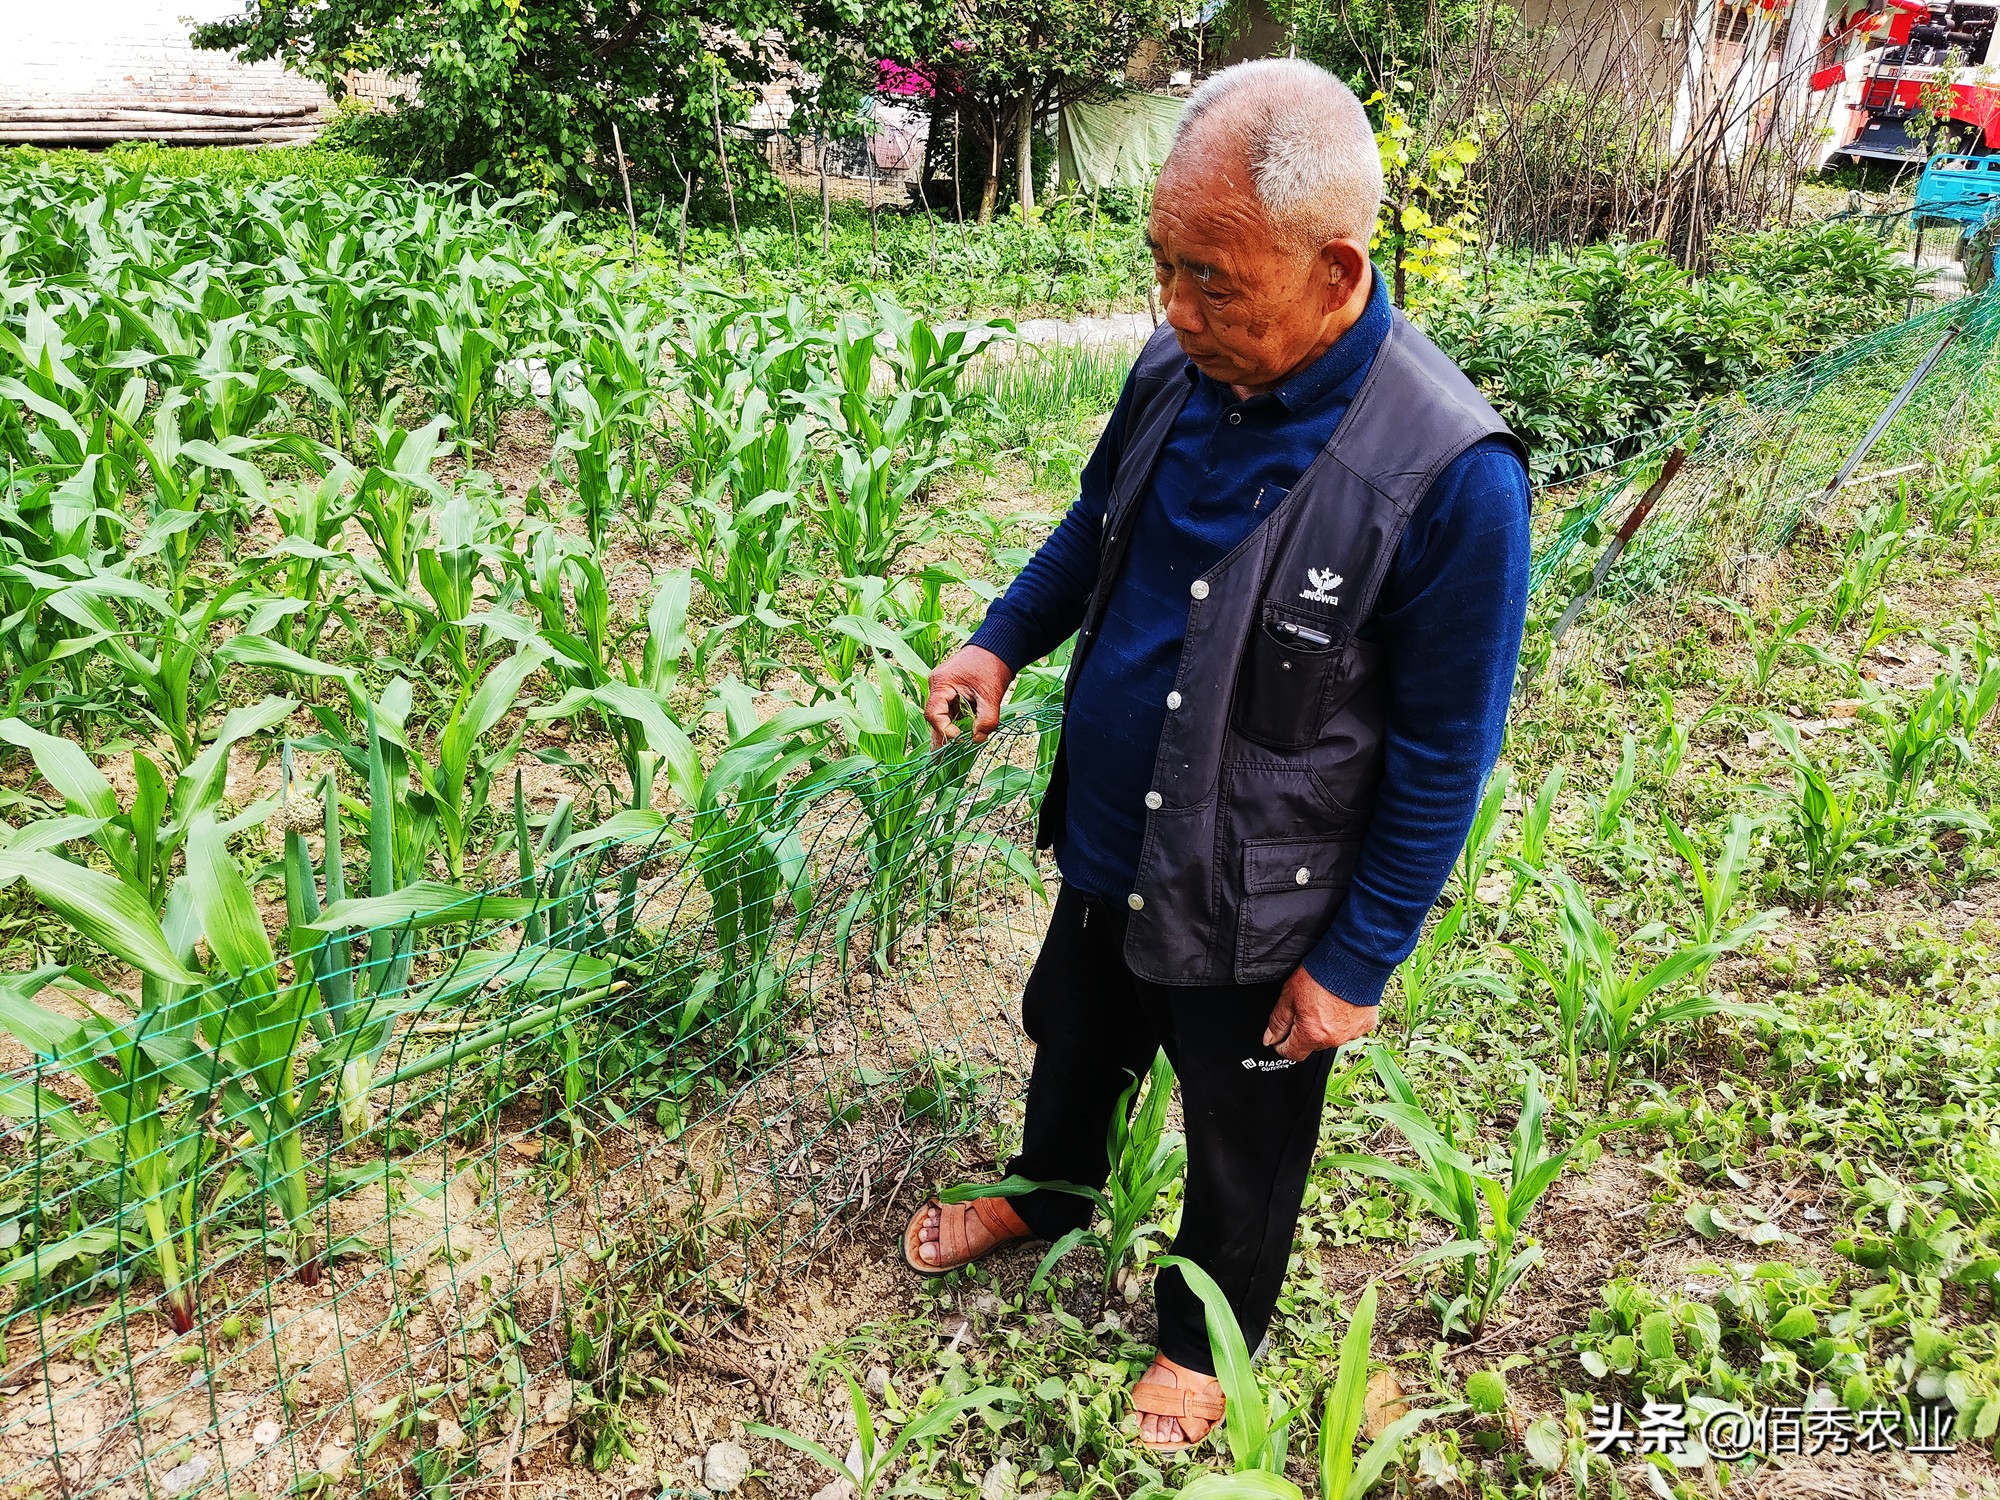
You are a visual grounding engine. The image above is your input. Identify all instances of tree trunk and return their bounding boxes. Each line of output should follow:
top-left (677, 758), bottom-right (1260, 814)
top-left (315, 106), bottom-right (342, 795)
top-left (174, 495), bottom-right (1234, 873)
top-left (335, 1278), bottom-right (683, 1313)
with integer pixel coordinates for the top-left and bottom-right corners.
top-left (979, 108), bottom-right (999, 223)
top-left (1016, 93), bottom-right (1036, 214)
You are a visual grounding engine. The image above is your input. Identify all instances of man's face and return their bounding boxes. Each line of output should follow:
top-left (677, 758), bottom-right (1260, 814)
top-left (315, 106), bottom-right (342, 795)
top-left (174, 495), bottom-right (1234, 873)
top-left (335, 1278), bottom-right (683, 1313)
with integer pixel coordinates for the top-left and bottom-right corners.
top-left (1146, 145), bottom-right (1363, 393)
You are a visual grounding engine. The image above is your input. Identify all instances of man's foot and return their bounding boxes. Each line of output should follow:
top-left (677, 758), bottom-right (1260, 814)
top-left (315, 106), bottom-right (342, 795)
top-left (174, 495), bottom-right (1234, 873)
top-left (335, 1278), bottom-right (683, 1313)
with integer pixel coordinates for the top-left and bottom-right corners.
top-left (901, 1195), bottom-right (1032, 1273)
top-left (1131, 1355), bottom-right (1225, 1452)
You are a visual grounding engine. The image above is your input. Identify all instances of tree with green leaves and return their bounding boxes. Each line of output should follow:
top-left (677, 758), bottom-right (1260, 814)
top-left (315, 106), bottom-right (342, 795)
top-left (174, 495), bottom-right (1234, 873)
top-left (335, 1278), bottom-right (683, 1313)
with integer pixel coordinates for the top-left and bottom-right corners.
top-left (1268, 0), bottom-right (1491, 99)
top-left (191, 0), bottom-right (924, 206)
top-left (906, 0), bottom-right (1168, 221)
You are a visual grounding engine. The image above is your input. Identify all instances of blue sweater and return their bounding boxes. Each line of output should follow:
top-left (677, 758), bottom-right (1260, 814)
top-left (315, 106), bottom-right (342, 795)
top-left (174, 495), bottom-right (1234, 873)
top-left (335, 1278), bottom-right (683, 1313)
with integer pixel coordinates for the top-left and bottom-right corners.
top-left (970, 274), bottom-right (1531, 1005)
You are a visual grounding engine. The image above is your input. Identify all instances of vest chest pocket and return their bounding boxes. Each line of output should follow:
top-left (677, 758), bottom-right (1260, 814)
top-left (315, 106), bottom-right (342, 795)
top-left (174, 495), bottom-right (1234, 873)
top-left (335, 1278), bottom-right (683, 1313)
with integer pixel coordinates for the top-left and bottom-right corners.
top-left (1233, 611), bottom-right (1340, 750)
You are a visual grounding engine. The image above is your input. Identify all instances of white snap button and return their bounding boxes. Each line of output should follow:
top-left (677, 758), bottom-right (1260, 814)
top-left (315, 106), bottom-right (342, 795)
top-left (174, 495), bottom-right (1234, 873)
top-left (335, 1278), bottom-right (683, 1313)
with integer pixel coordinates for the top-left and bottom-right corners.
top-left (1127, 892), bottom-right (1145, 911)
top-left (1166, 691), bottom-right (1182, 709)
top-left (1228, 411), bottom-right (1242, 425)
top-left (1145, 791), bottom-right (1163, 810)
top-left (1294, 867), bottom-right (1311, 885)
top-left (1190, 580), bottom-right (1209, 600)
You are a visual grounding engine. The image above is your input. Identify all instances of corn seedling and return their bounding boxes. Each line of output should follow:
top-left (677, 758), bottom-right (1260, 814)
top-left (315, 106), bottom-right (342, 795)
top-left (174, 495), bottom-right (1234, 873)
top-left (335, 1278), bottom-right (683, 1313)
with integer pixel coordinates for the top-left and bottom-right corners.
top-left (1706, 597), bottom-right (1833, 691)
top-left (748, 1364), bottom-right (1010, 1498)
top-left (1323, 1048), bottom-right (1627, 1336)
top-left (1826, 497), bottom-right (1911, 632)
top-left (1502, 763), bottom-right (1565, 919)
top-left (1530, 867), bottom-right (1782, 1103)
top-left (1397, 901), bottom-right (1509, 1035)
top-left (1585, 732), bottom-right (1641, 850)
top-left (1156, 1255), bottom-right (1295, 1488)
top-left (821, 658), bottom-right (1038, 972)
top-left (945, 1049), bottom-right (1182, 1314)
top-left (1456, 765), bottom-right (1510, 906)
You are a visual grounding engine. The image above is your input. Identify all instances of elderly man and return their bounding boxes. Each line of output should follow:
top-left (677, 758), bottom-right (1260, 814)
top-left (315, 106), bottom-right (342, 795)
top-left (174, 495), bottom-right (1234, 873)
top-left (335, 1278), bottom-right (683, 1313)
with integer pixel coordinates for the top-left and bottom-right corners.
top-left (905, 59), bottom-right (1531, 1449)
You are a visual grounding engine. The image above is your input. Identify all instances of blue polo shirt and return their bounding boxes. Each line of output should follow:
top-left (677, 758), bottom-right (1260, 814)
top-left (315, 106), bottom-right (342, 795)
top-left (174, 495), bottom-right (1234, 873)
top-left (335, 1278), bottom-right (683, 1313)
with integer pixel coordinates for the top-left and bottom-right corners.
top-left (970, 272), bottom-right (1531, 1005)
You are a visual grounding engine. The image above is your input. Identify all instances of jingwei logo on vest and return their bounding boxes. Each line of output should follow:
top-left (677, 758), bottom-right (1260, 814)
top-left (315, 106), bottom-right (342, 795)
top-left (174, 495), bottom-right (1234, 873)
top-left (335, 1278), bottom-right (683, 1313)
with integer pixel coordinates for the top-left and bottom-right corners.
top-left (1299, 568), bottom-right (1343, 605)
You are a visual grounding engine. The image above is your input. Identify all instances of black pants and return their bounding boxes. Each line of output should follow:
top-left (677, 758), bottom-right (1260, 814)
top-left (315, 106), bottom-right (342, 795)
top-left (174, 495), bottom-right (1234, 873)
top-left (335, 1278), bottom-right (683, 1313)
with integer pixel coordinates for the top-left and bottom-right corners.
top-left (1006, 887), bottom-right (1335, 1374)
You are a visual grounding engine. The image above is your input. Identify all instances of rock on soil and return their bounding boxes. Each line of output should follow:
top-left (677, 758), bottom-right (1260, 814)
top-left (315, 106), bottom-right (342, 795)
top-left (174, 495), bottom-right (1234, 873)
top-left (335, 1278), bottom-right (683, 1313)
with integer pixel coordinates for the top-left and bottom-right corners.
top-left (981, 1458), bottom-right (1019, 1500)
top-left (703, 1439), bottom-right (752, 1492)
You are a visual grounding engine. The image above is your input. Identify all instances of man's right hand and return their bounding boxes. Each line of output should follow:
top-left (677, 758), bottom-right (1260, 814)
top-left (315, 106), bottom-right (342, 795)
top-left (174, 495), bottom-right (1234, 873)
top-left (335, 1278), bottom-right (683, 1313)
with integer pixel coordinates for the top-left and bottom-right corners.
top-left (924, 645), bottom-right (1015, 748)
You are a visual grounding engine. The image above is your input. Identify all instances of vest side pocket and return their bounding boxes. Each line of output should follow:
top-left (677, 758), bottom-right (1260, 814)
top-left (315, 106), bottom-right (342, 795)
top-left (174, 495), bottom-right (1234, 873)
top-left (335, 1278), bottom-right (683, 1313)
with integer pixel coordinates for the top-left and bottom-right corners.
top-left (1233, 615), bottom-right (1340, 751)
top-left (1233, 834), bottom-right (1360, 982)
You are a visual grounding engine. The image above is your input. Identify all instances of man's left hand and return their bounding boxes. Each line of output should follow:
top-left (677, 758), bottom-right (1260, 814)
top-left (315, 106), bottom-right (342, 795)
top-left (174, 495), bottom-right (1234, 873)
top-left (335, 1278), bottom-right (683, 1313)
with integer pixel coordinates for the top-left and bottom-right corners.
top-left (1263, 967), bottom-right (1378, 1061)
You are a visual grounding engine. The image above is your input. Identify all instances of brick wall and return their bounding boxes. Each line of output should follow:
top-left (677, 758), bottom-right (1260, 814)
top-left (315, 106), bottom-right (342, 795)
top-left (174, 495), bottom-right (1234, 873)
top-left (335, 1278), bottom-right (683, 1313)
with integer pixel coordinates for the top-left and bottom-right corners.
top-left (1, 0), bottom-right (335, 115)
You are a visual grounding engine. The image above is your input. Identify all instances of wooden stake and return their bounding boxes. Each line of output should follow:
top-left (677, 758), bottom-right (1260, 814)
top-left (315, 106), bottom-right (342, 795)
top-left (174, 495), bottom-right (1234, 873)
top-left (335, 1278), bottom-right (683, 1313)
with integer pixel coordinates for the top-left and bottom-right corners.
top-left (709, 69), bottom-right (747, 292)
top-left (819, 128), bottom-right (831, 256)
top-left (676, 165), bottom-right (692, 272)
top-left (785, 151), bottom-right (802, 269)
top-left (610, 121), bottom-right (640, 261)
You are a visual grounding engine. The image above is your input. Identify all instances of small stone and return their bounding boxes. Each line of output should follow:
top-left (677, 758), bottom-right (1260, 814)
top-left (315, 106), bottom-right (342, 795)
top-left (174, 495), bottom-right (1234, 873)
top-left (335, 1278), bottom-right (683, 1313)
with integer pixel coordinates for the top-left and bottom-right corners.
top-left (161, 1455), bottom-right (210, 1496)
top-left (865, 1365), bottom-right (892, 1400)
top-left (316, 1443), bottom-right (350, 1478)
top-left (540, 1382), bottom-right (576, 1427)
top-left (981, 1459), bottom-right (1019, 1500)
top-left (253, 1420), bottom-right (283, 1446)
top-left (703, 1439), bottom-right (751, 1493)
top-left (435, 1418), bottom-right (465, 1450)
top-left (810, 1480), bottom-right (856, 1500)
top-left (45, 1362), bottom-right (82, 1383)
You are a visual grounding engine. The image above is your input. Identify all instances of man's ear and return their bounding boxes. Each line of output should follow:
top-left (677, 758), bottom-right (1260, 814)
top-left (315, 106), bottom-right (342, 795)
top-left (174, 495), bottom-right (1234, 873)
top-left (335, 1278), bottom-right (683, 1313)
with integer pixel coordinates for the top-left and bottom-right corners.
top-left (1320, 239), bottom-right (1370, 307)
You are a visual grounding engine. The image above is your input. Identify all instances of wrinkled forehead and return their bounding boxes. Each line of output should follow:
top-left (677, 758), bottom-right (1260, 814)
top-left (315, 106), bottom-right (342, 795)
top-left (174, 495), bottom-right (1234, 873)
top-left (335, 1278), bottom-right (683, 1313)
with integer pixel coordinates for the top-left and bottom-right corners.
top-left (1146, 160), bottom-right (1279, 274)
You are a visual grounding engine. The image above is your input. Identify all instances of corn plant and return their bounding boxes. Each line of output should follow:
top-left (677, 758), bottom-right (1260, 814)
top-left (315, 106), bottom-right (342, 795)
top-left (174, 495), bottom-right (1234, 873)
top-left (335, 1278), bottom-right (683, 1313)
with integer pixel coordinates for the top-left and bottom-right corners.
top-left (1659, 811), bottom-right (1761, 945)
top-left (1705, 597), bottom-right (1832, 691)
top-left (1501, 763), bottom-right (1565, 919)
top-left (1456, 765), bottom-right (1510, 905)
top-left (550, 377), bottom-right (656, 551)
top-left (1397, 901), bottom-right (1509, 1034)
top-left (1751, 717), bottom-right (1983, 901)
top-left (1324, 1048), bottom-right (1627, 1336)
top-left (354, 402), bottom-right (454, 603)
top-left (414, 483), bottom-right (515, 690)
top-left (1584, 732), bottom-right (1640, 850)
top-left (681, 388), bottom-right (813, 678)
top-left (1524, 867), bottom-right (1781, 1104)
top-left (20, 565), bottom-right (320, 769)
top-left (1312, 1285), bottom-right (1440, 1500)
top-left (255, 463), bottom-right (362, 657)
top-left (519, 561), bottom-right (695, 810)
top-left (1859, 676), bottom-right (1969, 804)
top-left (815, 440), bottom-right (954, 582)
top-left (748, 1365), bottom-right (1009, 1499)
top-left (946, 1049), bottom-right (1182, 1315)
top-left (821, 660), bottom-right (1035, 973)
top-left (282, 756), bottom-right (552, 1146)
top-left (1156, 1255), bottom-right (1295, 1492)
top-left (564, 682), bottom-right (843, 1060)
top-left (1826, 497), bottom-right (1910, 632)
top-left (808, 298), bottom-right (1002, 476)
top-left (1940, 632), bottom-right (2000, 737)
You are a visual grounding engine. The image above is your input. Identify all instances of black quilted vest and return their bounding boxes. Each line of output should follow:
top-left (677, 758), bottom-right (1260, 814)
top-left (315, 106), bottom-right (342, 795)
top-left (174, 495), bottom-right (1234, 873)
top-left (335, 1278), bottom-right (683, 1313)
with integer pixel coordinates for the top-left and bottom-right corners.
top-left (1035, 308), bottom-right (1525, 985)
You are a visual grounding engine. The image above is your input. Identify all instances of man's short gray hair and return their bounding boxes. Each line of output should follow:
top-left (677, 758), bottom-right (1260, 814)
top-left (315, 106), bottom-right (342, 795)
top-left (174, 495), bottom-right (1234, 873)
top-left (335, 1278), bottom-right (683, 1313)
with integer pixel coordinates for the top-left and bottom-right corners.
top-left (1173, 59), bottom-right (1384, 249)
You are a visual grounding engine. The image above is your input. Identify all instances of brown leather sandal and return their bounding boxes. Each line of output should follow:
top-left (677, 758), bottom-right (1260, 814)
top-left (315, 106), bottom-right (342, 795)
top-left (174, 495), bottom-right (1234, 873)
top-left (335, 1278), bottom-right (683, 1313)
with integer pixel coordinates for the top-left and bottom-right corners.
top-left (1131, 1355), bottom-right (1226, 1453)
top-left (902, 1194), bottom-right (1032, 1274)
